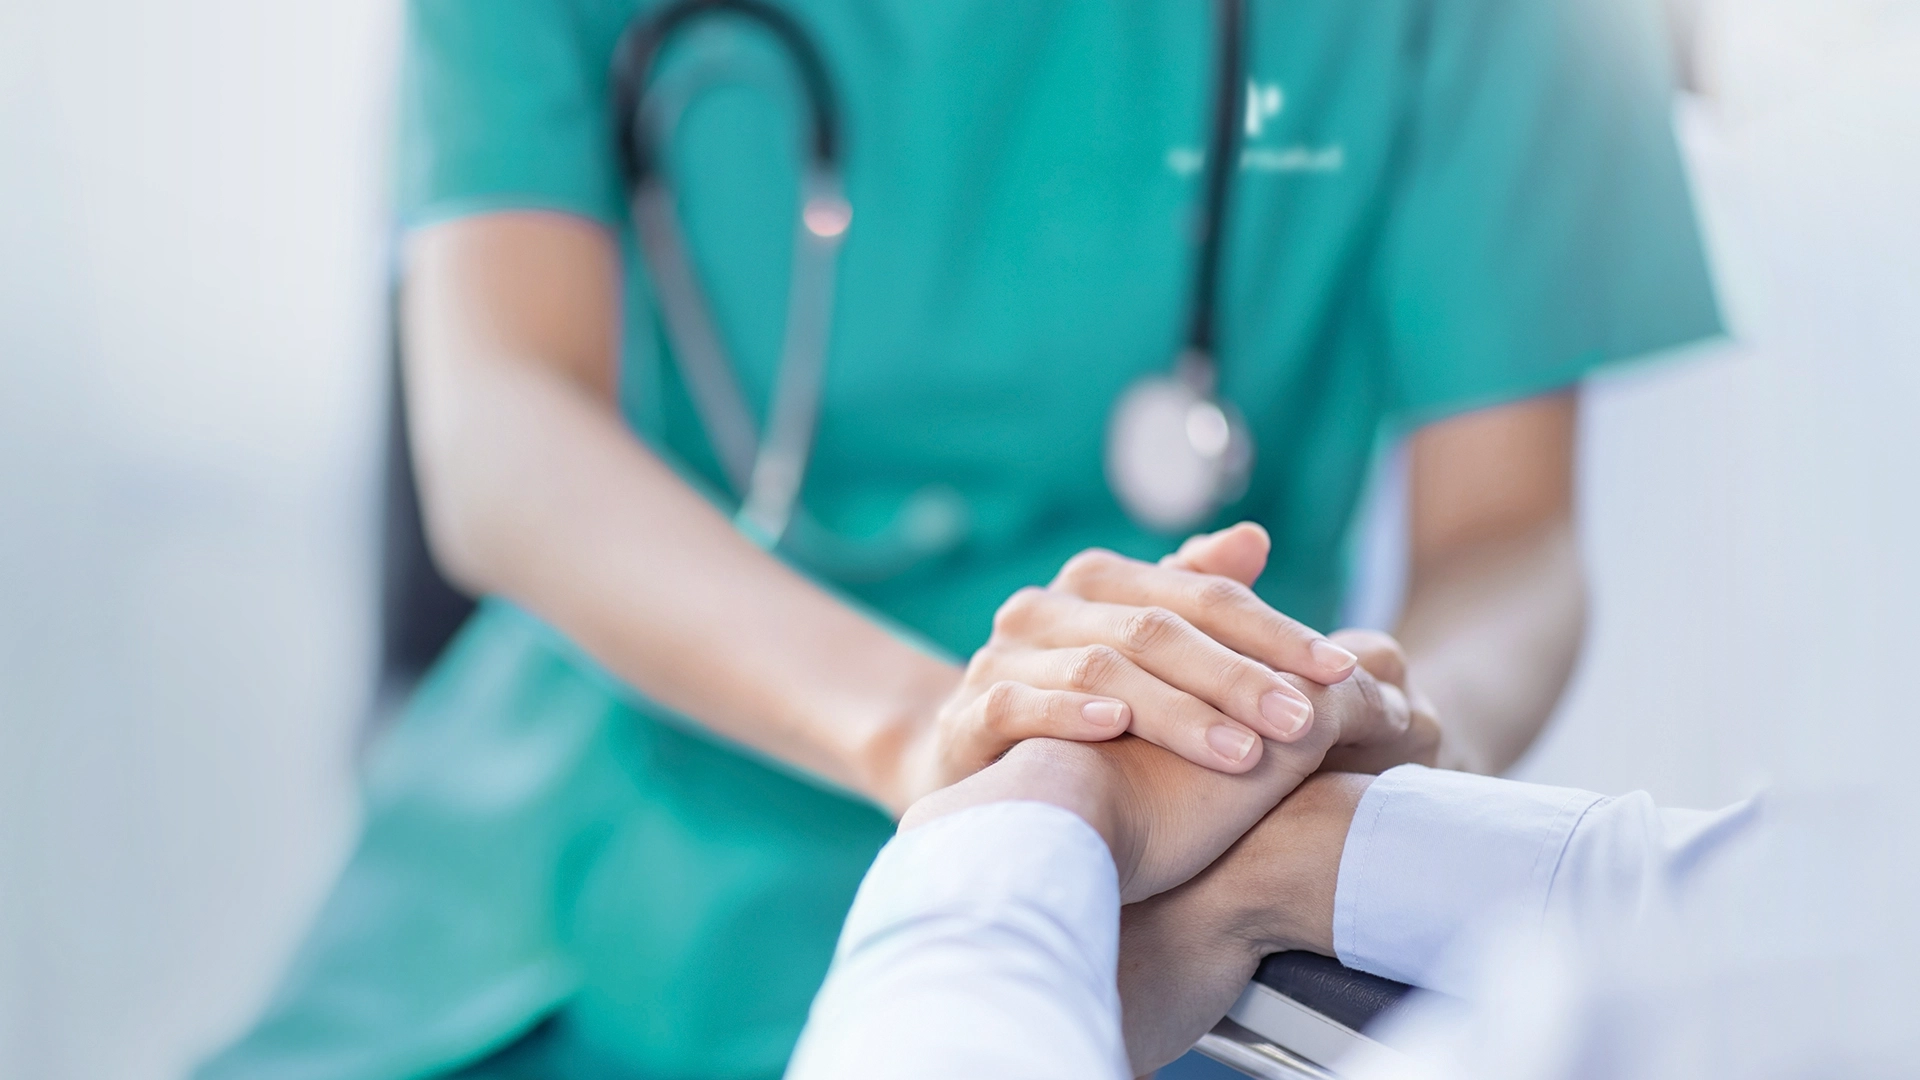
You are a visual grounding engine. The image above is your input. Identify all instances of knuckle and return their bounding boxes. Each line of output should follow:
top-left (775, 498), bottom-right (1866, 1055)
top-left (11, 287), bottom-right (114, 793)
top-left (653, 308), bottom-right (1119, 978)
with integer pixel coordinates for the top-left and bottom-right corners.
top-left (1216, 651), bottom-right (1263, 694)
top-left (1118, 606), bottom-right (1183, 653)
top-left (1352, 671), bottom-right (1400, 734)
top-left (962, 644), bottom-right (1000, 683)
top-left (980, 680), bottom-right (1025, 731)
top-left (991, 587), bottom-right (1046, 637)
top-left (1194, 575), bottom-right (1251, 612)
top-left (1378, 634), bottom-right (1409, 665)
top-left (1057, 548), bottom-right (1120, 588)
top-left (1065, 645), bottom-right (1125, 691)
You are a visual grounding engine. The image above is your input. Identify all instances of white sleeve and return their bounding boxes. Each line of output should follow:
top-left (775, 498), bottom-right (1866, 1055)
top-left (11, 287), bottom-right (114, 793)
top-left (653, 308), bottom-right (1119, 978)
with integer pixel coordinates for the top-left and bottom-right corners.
top-left (1332, 764), bottom-right (1756, 996)
top-left (785, 801), bottom-right (1131, 1080)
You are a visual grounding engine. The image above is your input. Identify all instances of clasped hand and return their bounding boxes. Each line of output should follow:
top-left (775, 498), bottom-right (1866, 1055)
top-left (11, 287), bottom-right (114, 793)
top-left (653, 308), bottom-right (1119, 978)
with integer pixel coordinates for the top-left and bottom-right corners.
top-left (890, 523), bottom-right (1438, 808)
top-left (900, 522), bottom-right (1441, 1073)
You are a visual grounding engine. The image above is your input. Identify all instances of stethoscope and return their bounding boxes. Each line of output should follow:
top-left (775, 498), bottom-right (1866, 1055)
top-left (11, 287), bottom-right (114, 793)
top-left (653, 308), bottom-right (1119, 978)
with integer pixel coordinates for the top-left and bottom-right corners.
top-left (613, 0), bottom-right (1252, 576)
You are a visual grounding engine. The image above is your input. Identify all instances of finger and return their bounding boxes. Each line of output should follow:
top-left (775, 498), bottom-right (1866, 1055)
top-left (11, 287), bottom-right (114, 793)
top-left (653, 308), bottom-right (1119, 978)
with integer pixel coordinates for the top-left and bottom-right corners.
top-left (1320, 682), bottom-right (1428, 774)
top-left (1001, 645), bottom-right (1266, 773)
top-left (1327, 628), bottom-right (1408, 688)
top-left (1053, 550), bottom-right (1359, 684)
top-left (1349, 675), bottom-right (1411, 747)
top-left (968, 680), bottom-right (1133, 747)
top-left (1159, 521), bottom-right (1271, 586)
top-left (994, 588), bottom-right (1314, 742)
top-left (1289, 667), bottom-right (1411, 759)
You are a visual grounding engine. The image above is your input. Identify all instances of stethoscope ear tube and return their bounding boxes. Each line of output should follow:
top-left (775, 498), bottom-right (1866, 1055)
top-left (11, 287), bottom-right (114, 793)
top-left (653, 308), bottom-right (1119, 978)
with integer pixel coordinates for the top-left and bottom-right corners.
top-left (614, 0), bottom-right (843, 187)
top-left (615, 0), bottom-right (850, 550)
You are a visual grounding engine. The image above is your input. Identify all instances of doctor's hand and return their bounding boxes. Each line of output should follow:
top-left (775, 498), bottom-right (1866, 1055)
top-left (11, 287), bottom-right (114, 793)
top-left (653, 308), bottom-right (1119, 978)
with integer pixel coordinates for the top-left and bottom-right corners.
top-left (1163, 526), bottom-right (1441, 775)
top-left (889, 524), bottom-right (1361, 806)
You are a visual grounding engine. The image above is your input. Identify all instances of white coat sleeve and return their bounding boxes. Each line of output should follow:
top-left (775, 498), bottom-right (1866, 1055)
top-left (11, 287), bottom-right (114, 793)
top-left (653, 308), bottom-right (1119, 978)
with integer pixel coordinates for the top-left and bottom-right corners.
top-left (785, 800), bottom-right (1131, 1080)
top-left (1331, 764), bottom-right (1757, 996)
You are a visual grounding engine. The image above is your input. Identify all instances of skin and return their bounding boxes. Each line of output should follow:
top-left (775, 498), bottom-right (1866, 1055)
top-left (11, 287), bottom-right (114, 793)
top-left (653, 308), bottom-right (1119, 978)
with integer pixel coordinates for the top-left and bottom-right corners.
top-left (903, 654), bottom-right (1429, 905)
top-left (1116, 774), bottom-right (1369, 1073)
top-left (403, 210), bottom-right (1581, 816)
top-left (1113, 626), bottom-right (1442, 1072)
top-left (907, 609), bottom-right (1435, 1075)
top-left (898, 733), bottom-right (1370, 1075)
top-left (403, 212), bottom-right (1354, 816)
top-left (1401, 393), bottom-right (1586, 774)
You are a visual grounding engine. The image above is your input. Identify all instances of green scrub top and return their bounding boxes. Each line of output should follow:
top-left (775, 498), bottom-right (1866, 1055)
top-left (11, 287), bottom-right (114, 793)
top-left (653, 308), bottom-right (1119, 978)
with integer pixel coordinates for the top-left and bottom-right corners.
top-left (200, 1), bottom-right (1718, 1078)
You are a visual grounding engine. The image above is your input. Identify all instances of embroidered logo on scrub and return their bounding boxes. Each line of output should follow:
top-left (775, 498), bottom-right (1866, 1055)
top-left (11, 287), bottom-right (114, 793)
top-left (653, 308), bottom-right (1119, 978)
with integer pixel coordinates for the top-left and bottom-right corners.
top-left (1245, 81), bottom-right (1283, 137)
top-left (1166, 79), bottom-right (1345, 176)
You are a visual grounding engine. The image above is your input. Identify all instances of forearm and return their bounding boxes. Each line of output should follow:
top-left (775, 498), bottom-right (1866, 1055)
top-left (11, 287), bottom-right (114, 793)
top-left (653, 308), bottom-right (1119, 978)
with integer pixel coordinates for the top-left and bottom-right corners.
top-left (1112, 772), bottom-right (1368, 1071)
top-left (1121, 768), bottom-right (1751, 1069)
top-left (408, 284), bottom-right (952, 813)
top-left (1219, 772), bottom-right (1371, 957)
top-left (1395, 518), bottom-right (1585, 774)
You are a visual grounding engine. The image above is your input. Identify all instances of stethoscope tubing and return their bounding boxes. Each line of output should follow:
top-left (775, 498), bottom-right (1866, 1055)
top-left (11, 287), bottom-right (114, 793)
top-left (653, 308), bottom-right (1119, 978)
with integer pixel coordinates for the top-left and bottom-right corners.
top-left (1187, 0), bottom-right (1247, 371)
top-left (614, 0), bottom-right (1251, 557)
top-left (613, 0), bottom-right (842, 184)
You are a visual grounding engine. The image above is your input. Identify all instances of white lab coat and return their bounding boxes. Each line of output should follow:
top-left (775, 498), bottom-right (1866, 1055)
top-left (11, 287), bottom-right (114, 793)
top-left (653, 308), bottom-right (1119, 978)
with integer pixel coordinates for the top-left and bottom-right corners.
top-left (787, 765), bottom-right (1920, 1079)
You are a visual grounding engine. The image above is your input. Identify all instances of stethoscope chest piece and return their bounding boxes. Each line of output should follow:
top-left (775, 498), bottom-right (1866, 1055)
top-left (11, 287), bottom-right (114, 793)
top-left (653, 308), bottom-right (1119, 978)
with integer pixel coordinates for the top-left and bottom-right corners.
top-left (1104, 351), bottom-right (1253, 534)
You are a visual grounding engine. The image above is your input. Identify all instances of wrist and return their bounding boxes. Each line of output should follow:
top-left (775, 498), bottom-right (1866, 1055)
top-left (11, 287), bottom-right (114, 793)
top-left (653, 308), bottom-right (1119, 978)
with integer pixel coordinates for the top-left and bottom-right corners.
top-left (851, 655), bottom-right (963, 816)
top-left (899, 739), bottom-right (1125, 863)
top-left (1224, 772), bottom-right (1373, 957)
top-left (1000, 740), bottom-right (1129, 867)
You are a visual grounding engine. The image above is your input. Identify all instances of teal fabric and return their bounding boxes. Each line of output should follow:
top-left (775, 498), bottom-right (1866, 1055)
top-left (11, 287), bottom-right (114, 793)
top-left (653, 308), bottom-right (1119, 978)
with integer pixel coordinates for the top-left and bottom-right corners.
top-left (200, 1), bottom-right (1720, 1078)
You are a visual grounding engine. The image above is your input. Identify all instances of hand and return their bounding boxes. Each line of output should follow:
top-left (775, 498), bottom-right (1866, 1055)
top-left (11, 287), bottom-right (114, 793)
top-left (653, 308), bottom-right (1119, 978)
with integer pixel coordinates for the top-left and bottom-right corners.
top-left (1168, 525), bottom-right (1443, 775)
top-left (899, 736), bottom-right (1299, 907)
top-left (1318, 628), bottom-right (1443, 774)
top-left (903, 652), bottom-right (1403, 907)
top-left (1117, 773), bottom-right (1373, 1073)
top-left (1161, 528), bottom-right (1441, 776)
top-left (886, 524), bottom-right (1360, 809)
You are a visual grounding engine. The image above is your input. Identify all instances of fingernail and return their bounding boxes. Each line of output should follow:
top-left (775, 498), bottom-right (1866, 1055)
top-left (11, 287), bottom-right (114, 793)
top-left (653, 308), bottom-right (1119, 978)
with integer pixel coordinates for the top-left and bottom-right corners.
top-left (1082, 700), bottom-right (1129, 729)
top-left (1311, 638), bottom-right (1358, 675)
top-left (1260, 689), bottom-right (1313, 739)
top-left (1206, 724), bottom-right (1258, 763)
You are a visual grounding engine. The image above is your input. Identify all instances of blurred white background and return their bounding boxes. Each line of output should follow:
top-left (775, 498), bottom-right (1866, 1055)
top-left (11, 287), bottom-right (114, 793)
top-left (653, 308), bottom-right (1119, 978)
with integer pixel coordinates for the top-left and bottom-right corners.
top-left (1, 1), bottom-right (1915, 1078)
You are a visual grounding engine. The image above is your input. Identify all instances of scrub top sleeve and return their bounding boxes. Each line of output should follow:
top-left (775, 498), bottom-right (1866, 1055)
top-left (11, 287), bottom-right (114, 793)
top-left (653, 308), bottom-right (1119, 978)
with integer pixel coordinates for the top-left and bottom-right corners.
top-left (1374, 0), bottom-right (1723, 427)
top-left (396, 0), bottom-right (626, 229)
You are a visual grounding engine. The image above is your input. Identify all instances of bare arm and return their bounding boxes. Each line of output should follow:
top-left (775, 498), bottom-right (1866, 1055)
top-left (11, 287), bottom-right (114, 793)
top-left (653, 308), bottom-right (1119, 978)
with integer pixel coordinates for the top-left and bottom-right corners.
top-left (1397, 390), bottom-right (1587, 774)
top-left (402, 212), bottom-right (1371, 813)
top-left (403, 212), bottom-right (951, 806)
top-left (1117, 771), bottom-right (1370, 1072)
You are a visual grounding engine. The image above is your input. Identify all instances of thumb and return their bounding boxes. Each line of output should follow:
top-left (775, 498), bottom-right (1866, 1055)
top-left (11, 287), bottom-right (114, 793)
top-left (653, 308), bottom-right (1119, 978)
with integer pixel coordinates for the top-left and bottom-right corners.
top-left (1327, 628), bottom-right (1409, 689)
top-left (1159, 521), bottom-right (1271, 586)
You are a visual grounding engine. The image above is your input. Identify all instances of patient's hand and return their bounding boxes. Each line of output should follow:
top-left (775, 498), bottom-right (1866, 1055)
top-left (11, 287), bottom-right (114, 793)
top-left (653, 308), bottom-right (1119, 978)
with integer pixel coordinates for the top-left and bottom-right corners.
top-left (1117, 773), bottom-right (1371, 1073)
top-left (1317, 628), bottom-right (1442, 774)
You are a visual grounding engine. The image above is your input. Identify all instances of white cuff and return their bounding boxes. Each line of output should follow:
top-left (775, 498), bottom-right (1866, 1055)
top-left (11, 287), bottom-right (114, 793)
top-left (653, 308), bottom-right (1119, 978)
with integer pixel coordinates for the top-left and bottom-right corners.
top-left (1333, 765), bottom-right (1601, 995)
